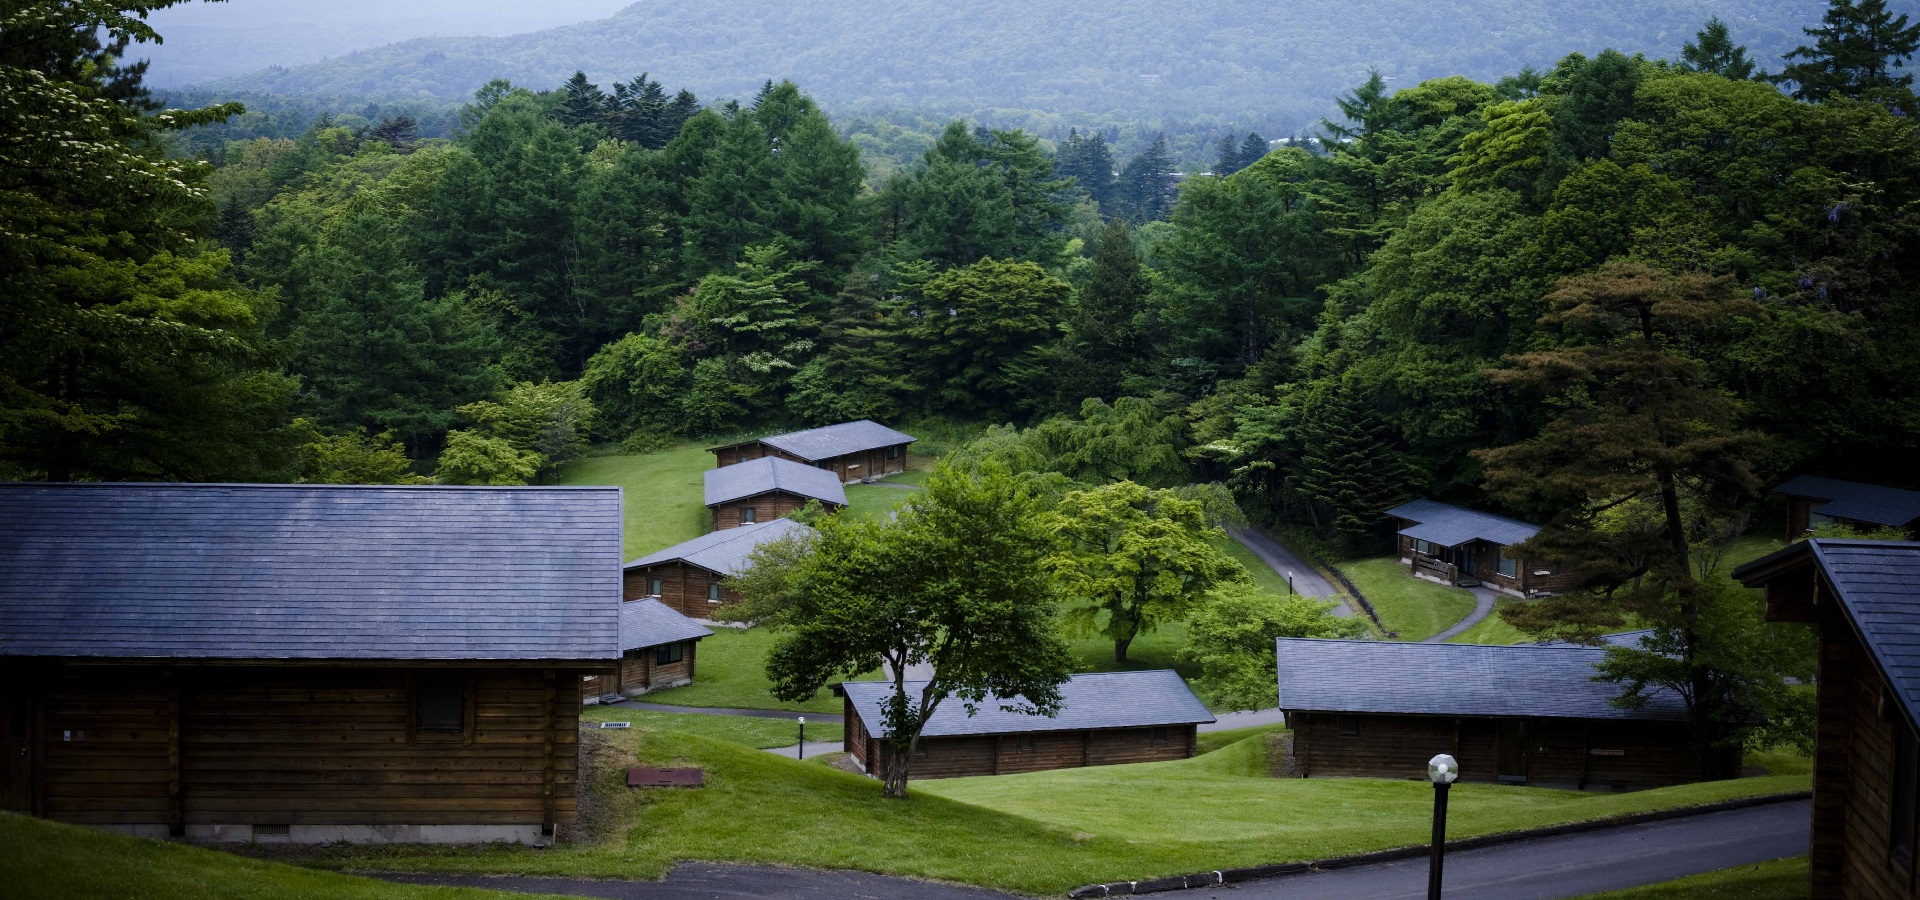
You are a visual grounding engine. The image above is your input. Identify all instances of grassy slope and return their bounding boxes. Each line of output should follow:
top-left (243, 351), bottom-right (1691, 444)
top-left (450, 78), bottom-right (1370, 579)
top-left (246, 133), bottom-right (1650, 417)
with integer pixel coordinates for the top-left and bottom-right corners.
top-left (1445, 597), bottom-right (1532, 644)
top-left (580, 704), bottom-right (843, 747)
top-left (0, 813), bottom-right (548, 900)
top-left (1572, 856), bottom-right (1809, 899)
top-left (330, 728), bottom-right (1811, 897)
top-left (637, 628), bottom-right (859, 714)
top-left (558, 445), bottom-right (713, 559)
top-left (1338, 557), bottom-right (1478, 641)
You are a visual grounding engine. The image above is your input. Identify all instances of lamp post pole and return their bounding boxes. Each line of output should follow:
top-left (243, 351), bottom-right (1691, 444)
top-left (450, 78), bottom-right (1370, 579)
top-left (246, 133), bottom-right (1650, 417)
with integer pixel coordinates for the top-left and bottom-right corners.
top-left (1427, 753), bottom-right (1458, 900)
top-left (798, 716), bottom-right (806, 760)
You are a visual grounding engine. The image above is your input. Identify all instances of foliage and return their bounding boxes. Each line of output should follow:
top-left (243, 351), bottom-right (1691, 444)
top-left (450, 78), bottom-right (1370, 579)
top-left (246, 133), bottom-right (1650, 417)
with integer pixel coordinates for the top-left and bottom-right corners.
top-left (733, 462), bottom-right (1073, 797)
top-left (1180, 584), bottom-right (1367, 710)
top-left (911, 258), bottom-right (1073, 419)
top-left (454, 381), bottom-right (596, 482)
top-left (1047, 481), bottom-right (1249, 663)
top-left (290, 420), bottom-right (429, 485)
top-left (432, 429), bottom-right (541, 486)
top-left (1774, 0), bottom-right (1920, 103)
top-left (1680, 18), bottom-right (1760, 81)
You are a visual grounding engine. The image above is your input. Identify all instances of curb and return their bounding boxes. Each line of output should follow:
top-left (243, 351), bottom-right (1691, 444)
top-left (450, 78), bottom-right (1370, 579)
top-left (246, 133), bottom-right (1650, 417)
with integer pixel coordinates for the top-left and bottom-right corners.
top-left (1064, 790), bottom-right (1811, 898)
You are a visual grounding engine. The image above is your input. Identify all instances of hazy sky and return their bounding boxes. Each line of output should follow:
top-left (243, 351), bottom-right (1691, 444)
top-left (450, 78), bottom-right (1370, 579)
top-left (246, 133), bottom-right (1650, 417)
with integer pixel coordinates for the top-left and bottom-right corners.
top-left (141, 0), bottom-right (631, 86)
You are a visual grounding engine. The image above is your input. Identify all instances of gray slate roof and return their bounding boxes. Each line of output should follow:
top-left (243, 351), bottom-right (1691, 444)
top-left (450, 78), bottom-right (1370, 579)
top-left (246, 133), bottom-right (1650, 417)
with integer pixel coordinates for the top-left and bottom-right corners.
top-left (1274, 638), bottom-right (1687, 721)
top-left (0, 483), bottom-right (622, 661)
top-left (1772, 475), bottom-right (1920, 528)
top-left (704, 457), bottom-right (848, 507)
top-left (619, 598), bottom-right (714, 652)
top-left (628, 518), bottom-right (815, 575)
top-left (1387, 499), bottom-right (1541, 548)
top-left (841, 670), bottom-right (1215, 738)
top-left (1536, 629), bottom-right (1656, 650)
top-left (1738, 539), bottom-right (1920, 732)
top-left (740, 420), bottom-right (917, 461)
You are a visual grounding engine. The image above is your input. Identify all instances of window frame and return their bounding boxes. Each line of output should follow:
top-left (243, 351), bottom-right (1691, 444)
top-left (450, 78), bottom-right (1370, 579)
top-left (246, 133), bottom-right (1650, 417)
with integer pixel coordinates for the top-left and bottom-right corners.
top-left (1411, 538), bottom-right (1434, 556)
top-left (411, 672), bottom-right (469, 740)
top-left (654, 642), bottom-right (685, 666)
top-left (707, 582), bottom-right (723, 604)
top-left (1498, 554), bottom-right (1520, 578)
top-left (739, 507), bottom-right (758, 525)
top-left (1149, 726), bottom-right (1170, 745)
top-left (1338, 714), bottom-right (1360, 737)
top-left (648, 577), bottom-right (663, 597)
top-left (1015, 734), bottom-right (1036, 752)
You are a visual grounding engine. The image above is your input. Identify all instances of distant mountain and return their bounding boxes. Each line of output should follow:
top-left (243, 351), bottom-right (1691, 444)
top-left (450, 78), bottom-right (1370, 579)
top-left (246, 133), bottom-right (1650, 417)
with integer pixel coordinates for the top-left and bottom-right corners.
top-left (192, 0), bottom-right (1848, 127)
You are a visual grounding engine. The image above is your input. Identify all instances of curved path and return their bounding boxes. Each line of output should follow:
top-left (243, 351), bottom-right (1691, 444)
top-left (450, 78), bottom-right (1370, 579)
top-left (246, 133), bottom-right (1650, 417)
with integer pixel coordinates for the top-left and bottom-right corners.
top-left (1226, 528), bottom-right (1347, 616)
top-left (1425, 585), bottom-right (1500, 644)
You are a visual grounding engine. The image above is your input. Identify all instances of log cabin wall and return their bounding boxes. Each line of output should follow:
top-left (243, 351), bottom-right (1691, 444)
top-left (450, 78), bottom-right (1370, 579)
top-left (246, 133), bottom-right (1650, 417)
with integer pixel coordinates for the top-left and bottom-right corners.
top-left (1788, 497), bottom-right (1813, 540)
top-left (1290, 712), bottom-right (1701, 789)
top-left (614, 642), bottom-right (695, 694)
top-left (861, 725), bottom-right (1198, 779)
top-left (712, 443), bottom-right (908, 482)
top-left (709, 493), bottom-right (810, 531)
top-left (1810, 615), bottom-right (1920, 899)
top-left (623, 564), bottom-right (736, 617)
top-left (26, 662), bottom-right (581, 843)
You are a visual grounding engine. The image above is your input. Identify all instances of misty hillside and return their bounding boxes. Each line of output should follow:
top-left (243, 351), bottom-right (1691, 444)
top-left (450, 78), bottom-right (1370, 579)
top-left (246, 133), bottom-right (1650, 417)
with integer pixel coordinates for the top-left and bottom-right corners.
top-left (197, 0), bottom-right (1843, 126)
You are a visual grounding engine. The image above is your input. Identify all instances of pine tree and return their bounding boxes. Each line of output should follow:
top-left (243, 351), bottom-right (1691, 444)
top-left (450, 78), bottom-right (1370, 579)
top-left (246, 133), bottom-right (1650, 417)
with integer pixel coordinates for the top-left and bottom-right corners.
top-left (1680, 17), bottom-right (1758, 80)
top-left (1775, 0), bottom-right (1920, 102)
top-left (1213, 135), bottom-right (1243, 176)
top-left (1054, 219), bottom-right (1150, 404)
top-left (1055, 128), bottom-right (1117, 208)
top-left (610, 74), bottom-right (673, 148)
top-left (558, 71), bottom-right (608, 128)
top-left (1117, 134), bottom-right (1178, 221)
top-left (1295, 382), bottom-right (1414, 548)
top-left (1238, 132), bottom-right (1269, 170)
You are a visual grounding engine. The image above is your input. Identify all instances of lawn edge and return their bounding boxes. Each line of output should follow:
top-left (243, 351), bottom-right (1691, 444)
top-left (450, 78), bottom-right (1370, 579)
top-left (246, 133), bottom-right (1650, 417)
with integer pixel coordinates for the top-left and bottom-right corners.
top-left (1066, 789), bottom-right (1812, 898)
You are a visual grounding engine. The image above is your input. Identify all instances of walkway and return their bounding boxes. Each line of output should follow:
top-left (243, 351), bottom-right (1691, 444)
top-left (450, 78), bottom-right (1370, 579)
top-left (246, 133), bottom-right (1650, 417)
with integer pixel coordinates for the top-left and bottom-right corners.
top-left (1425, 585), bottom-right (1500, 643)
top-left (1225, 528), bottom-right (1348, 616)
top-left (1201, 709), bottom-right (1287, 731)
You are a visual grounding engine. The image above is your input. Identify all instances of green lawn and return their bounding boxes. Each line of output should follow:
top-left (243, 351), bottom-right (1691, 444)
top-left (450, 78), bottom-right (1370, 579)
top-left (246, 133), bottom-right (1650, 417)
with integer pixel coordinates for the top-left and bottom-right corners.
top-left (639, 627), bottom-right (864, 714)
top-left (1446, 597), bottom-right (1532, 644)
top-left (316, 727), bottom-right (1811, 897)
top-left (1573, 856), bottom-right (1808, 899)
top-left (0, 812), bottom-right (548, 900)
top-left (559, 444), bottom-right (714, 559)
top-left (839, 482), bottom-right (920, 522)
top-left (1338, 557), bottom-right (1478, 641)
top-left (580, 704), bottom-right (843, 748)
top-left (1066, 619), bottom-right (1198, 679)
top-left (1194, 722), bottom-right (1289, 756)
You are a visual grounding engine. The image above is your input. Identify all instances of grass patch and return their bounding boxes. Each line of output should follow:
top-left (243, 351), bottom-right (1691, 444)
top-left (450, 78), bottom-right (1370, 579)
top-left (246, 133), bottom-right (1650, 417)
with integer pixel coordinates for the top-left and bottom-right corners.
top-left (558, 443), bottom-right (713, 559)
top-left (1337, 557), bottom-right (1478, 641)
top-left (1066, 620), bottom-right (1197, 679)
top-left (1572, 855), bottom-right (1808, 899)
top-left (1195, 723), bottom-right (1289, 756)
top-left (319, 725), bottom-right (1811, 896)
top-left (580, 705), bottom-right (842, 748)
top-left (640, 628), bottom-right (865, 714)
top-left (839, 482), bottom-right (920, 523)
top-left (1446, 597), bottom-right (1532, 644)
top-left (0, 812), bottom-right (544, 900)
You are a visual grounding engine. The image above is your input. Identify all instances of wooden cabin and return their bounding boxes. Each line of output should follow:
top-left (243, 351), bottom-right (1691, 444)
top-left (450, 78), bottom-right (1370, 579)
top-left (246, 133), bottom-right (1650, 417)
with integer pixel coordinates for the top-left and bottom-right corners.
top-left (704, 457), bottom-right (847, 530)
top-left (709, 420), bottom-right (916, 484)
top-left (581, 599), bottom-right (712, 701)
top-left (0, 483), bottom-right (622, 845)
top-left (1275, 638), bottom-right (1712, 789)
top-left (623, 518), bottom-right (814, 617)
top-left (1735, 539), bottom-right (1920, 899)
top-left (1772, 475), bottom-right (1920, 541)
top-left (1386, 499), bottom-right (1579, 598)
top-left (836, 670), bottom-right (1214, 779)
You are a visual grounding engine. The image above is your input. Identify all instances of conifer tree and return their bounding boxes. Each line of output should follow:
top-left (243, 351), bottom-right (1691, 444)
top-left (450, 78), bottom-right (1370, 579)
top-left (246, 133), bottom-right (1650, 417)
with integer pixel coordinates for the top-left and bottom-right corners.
top-left (1775, 0), bottom-right (1920, 102)
top-left (558, 71), bottom-right (608, 127)
top-left (1294, 381), bottom-right (1414, 547)
top-left (1213, 134), bottom-right (1244, 176)
top-left (1054, 128), bottom-right (1117, 207)
top-left (1680, 17), bottom-right (1758, 80)
top-left (1238, 132), bottom-right (1270, 170)
top-left (1117, 133), bottom-right (1178, 221)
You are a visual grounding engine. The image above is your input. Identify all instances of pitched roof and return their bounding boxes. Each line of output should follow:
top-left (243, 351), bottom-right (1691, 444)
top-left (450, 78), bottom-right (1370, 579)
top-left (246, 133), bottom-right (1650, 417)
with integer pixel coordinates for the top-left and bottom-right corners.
top-left (1536, 629), bottom-right (1656, 650)
top-left (716, 420), bottom-right (917, 461)
top-left (1735, 539), bottom-right (1920, 733)
top-left (1274, 638), bottom-right (1687, 721)
top-left (704, 457), bottom-right (848, 507)
top-left (1386, 499), bottom-right (1541, 548)
top-left (0, 483), bottom-right (622, 662)
top-left (840, 670), bottom-right (1215, 739)
top-left (628, 518), bottom-right (815, 575)
top-left (619, 598), bottom-right (714, 652)
top-left (1771, 475), bottom-right (1920, 528)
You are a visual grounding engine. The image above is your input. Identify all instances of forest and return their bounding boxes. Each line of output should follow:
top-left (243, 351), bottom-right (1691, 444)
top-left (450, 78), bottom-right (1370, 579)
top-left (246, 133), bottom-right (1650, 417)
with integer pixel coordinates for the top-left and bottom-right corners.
top-left (7, 0), bottom-right (1920, 763)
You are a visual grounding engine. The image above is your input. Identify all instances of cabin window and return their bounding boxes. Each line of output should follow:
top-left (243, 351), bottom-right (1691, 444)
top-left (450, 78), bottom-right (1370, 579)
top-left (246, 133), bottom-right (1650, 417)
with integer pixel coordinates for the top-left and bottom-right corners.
top-left (815, 460), bottom-right (833, 470)
top-left (1338, 715), bottom-right (1360, 737)
top-left (887, 445), bottom-right (903, 460)
top-left (1498, 554), bottom-right (1519, 578)
top-left (1016, 734), bottom-right (1035, 752)
top-left (648, 577), bottom-right (663, 597)
top-left (1894, 720), bottom-right (1918, 871)
top-left (740, 507), bottom-right (758, 524)
top-left (1149, 727), bottom-right (1170, 744)
top-left (1411, 539), bottom-right (1434, 556)
top-left (707, 582), bottom-right (723, 604)
top-left (415, 674), bottom-right (466, 734)
top-left (655, 642), bottom-right (685, 665)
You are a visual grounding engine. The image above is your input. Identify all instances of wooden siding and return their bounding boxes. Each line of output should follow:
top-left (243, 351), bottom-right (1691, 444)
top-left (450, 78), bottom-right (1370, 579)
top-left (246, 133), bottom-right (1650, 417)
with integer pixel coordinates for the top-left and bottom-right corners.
top-left (623, 562), bottom-right (736, 617)
top-left (709, 492), bottom-right (826, 531)
top-left (712, 442), bottom-right (909, 484)
top-left (16, 663), bottom-right (582, 830)
top-left (1809, 609), bottom-right (1920, 899)
top-left (1289, 711), bottom-right (1703, 789)
top-left (1394, 532), bottom-right (1581, 597)
top-left (841, 698), bottom-right (1195, 778)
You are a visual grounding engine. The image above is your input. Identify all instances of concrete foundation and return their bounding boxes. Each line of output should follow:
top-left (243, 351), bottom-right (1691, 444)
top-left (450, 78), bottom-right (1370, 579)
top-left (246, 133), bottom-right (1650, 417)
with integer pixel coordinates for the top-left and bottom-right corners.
top-left (95, 823), bottom-right (547, 845)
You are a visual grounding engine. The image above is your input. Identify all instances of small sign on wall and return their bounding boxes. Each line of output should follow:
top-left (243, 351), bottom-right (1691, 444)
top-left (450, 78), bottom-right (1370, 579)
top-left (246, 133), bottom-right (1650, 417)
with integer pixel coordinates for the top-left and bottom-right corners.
top-left (1589, 748), bottom-right (1626, 757)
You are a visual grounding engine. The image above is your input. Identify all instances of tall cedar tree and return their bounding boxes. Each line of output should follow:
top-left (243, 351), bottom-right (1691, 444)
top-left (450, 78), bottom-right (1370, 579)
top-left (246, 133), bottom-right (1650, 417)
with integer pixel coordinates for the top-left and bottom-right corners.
top-left (736, 462), bottom-right (1073, 798)
top-left (1116, 134), bottom-right (1178, 221)
top-left (1054, 219), bottom-right (1151, 405)
top-left (1054, 128), bottom-right (1117, 208)
top-left (1680, 18), bottom-right (1758, 80)
top-left (912, 259), bottom-right (1072, 419)
top-left (558, 71), bottom-right (608, 127)
top-left (1294, 381), bottom-right (1415, 547)
top-left (1047, 481), bottom-right (1247, 663)
top-left (1475, 262), bottom-right (1766, 778)
top-left (1775, 0), bottom-right (1920, 102)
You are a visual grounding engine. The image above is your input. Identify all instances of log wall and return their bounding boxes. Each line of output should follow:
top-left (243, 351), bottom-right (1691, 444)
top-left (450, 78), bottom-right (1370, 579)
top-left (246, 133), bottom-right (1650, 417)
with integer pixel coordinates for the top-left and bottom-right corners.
top-left (1810, 614), bottom-right (1920, 899)
top-left (1289, 711), bottom-right (1702, 789)
top-left (712, 442), bottom-right (910, 483)
top-left (623, 562), bottom-right (737, 617)
top-left (843, 707), bottom-right (1197, 779)
top-left (709, 492), bottom-right (814, 531)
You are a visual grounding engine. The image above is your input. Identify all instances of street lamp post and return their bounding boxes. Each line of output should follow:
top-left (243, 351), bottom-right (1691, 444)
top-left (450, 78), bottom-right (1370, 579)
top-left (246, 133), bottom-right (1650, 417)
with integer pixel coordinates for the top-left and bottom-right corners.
top-left (797, 716), bottom-right (806, 760)
top-left (1427, 753), bottom-right (1458, 900)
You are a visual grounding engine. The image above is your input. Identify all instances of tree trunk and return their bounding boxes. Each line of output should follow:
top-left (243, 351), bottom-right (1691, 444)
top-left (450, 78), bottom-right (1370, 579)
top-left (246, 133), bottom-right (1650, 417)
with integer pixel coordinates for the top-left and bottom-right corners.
top-left (1114, 635), bottom-right (1132, 664)
top-left (882, 740), bottom-right (914, 798)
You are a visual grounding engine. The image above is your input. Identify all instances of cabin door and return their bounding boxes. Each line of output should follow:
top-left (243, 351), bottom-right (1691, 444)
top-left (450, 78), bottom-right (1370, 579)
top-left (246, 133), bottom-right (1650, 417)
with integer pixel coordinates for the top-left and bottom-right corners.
top-left (1496, 720), bottom-right (1530, 783)
top-left (0, 683), bottom-right (33, 812)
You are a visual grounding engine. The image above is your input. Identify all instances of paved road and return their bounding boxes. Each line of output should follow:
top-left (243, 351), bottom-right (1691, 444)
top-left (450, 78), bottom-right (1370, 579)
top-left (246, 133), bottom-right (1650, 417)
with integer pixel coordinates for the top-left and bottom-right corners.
top-left (1426, 585), bottom-right (1500, 643)
top-left (1226, 528), bottom-right (1346, 615)
top-left (1202, 709), bottom-right (1288, 731)
top-left (1187, 799), bottom-right (1811, 900)
top-left (762, 740), bottom-right (846, 760)
top-left (376, 863), bottom-right (1020, 900)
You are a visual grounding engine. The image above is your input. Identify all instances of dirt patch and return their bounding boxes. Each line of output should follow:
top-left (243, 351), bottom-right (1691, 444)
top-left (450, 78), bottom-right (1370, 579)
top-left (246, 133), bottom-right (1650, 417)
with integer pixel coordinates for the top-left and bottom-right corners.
top-left (1267, 732), bottom-right (1298, 778)
top-left (821, 751), bottom-right (867, 776)
top-left (558, 728), bottom-right (620, 845)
